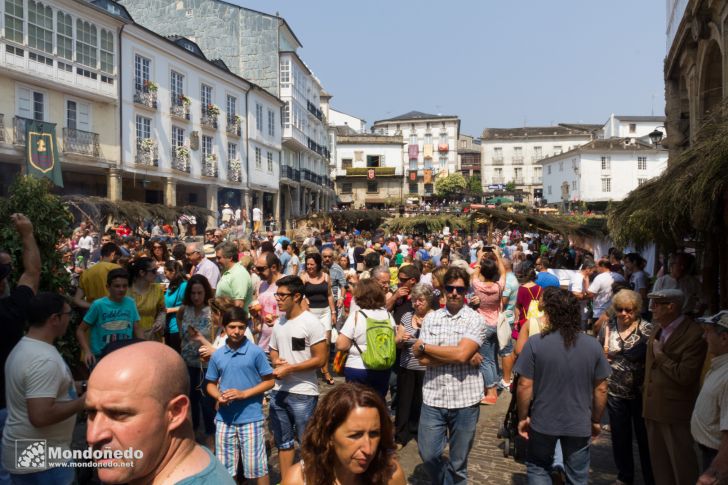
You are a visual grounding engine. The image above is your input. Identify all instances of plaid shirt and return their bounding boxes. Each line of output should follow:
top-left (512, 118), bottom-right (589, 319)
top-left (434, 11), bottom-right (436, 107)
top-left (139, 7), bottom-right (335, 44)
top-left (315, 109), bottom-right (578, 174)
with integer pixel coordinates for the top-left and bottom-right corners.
top-left (420, 305), bottom-right (486, 408)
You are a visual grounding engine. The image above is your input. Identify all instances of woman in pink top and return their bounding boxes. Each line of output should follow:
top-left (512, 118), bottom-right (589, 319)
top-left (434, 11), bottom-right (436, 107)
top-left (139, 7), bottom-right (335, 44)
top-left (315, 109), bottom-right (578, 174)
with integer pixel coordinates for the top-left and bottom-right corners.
top-left (470, 249), bottom-right (506, 405)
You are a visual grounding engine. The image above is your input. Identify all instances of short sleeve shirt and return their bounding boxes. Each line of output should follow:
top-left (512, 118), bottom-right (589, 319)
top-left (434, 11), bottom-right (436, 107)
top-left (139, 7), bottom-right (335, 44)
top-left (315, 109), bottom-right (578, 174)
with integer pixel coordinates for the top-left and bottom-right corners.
top-left (216, 263), bottom-right (253, 311)
top-left (589, 272), bottom-right (615, 318)
top-left (205, 339), bottom-right (273, 424)
top-left (340, 308), bottom-right (396, 369)
top-left (83, 296), bottom-right (140, 356)
top-left (130, 283), bottom-right (165, 334)
top-left (502, 272), bottom-right (520, 324)
top-left (690, 354), bottom-right (728, 450)
top-left (0, 285), bottom-right (35, 408)
top-left (269, 311), bottom-right (325, 395)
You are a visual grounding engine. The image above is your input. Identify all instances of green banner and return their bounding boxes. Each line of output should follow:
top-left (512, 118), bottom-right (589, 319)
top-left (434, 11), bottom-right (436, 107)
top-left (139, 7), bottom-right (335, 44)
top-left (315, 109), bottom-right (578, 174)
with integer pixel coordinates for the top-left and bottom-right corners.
top-left (25, 120), bottom-right (63, 188)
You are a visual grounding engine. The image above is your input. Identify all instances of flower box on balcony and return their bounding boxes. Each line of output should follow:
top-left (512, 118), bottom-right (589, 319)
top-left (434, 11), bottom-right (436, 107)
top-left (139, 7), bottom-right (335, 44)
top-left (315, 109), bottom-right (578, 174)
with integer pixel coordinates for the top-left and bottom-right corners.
top-left (345, 167), bottom-right (396, 177)
top-left (438, 144), bottom-right (449, 153)
top-left (228, 158), bottom-right (241, 182)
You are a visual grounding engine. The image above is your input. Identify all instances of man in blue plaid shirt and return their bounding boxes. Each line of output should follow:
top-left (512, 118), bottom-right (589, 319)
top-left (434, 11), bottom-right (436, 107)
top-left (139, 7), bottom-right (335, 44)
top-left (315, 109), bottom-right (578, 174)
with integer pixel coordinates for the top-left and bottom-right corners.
top-left (413, 266), bottom-right (486, 485)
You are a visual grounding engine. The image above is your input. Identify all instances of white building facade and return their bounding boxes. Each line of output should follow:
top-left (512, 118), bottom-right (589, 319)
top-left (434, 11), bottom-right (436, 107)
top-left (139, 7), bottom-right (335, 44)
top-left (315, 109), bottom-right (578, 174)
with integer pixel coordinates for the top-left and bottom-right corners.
top-left (328, 108), bottom-right (366, 133)
top-left (372, 111), bottom-right (459, 200)
top-left (540, 139), bottom-right (668, 205)
top-left (601, 114), bottom-right (666, 140)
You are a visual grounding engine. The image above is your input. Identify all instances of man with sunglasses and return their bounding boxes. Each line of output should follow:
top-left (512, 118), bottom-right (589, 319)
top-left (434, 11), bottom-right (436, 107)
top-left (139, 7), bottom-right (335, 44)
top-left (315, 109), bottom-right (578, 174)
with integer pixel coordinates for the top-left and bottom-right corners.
top-left (386, 264), bottom-right (420, 325)
top-left (413, 266), bottom-right (485, 485)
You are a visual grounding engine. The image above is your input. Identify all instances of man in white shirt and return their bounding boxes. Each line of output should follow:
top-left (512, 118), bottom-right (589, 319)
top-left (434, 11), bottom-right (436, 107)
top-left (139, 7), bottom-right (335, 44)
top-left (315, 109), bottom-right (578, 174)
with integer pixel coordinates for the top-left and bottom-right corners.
top-left (268, 276), bottom-right (328, 479)
top-left (587, 259), bottom-right (615, 332)
top-left (2, 293), bottom-right (84, 484)
top-left (252, 207), bottom-right (262, 233)
top-left (220, 204), bottom-right (234, 227)
top-left (186, 242), bottom-right (220, 290)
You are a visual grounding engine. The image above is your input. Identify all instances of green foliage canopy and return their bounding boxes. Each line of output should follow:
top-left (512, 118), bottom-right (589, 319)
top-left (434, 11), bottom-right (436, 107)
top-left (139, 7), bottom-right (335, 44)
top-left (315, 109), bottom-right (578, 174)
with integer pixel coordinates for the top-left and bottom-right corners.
top-left (435, 172), bottom-right (467, 198)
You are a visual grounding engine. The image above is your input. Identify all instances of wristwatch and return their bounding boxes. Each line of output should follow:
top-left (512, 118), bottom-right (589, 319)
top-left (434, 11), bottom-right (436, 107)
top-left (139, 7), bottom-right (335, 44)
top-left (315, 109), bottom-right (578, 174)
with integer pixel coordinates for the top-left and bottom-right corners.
top-left (418, 343), bottom-right (426, 354)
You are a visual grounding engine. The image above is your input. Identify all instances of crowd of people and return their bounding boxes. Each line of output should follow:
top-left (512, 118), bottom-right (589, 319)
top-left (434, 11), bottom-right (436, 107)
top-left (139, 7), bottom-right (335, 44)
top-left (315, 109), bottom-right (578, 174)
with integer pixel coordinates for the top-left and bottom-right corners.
top-left (0, 213), bottom-right (726, 485)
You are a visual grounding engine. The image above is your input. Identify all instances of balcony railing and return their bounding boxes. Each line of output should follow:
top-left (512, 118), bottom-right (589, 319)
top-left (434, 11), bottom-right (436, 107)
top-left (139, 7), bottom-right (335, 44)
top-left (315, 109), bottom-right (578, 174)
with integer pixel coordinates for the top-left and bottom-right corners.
top-left (281, 165), bottom-right (295, 180)
top-left (514, 177), bottom-right (524, 184)
top-left (0, 114), bottom-right (4, 143)
top-left (133, 80), bottom-right (158, 110)
top-left (170, 98), bottom-right (191, 120)
top-left (492, 157), bottom-right (504, 166)
top-left (135, 139), bottom-right (159, 166)
top-left (63, 128), bottom-right (100, 157)
top-left (512, 157), bottom-right (524, 165)
top-left (345, 167), bottom-right (397, 177)
top-left (306, 100), bottom-right (323, 122)
top-left (228, 159), bottom-right (241, 182)
top-left (200, 108), bottom-right (218, 130)
top-left (492, 177), bottom-right (505, 184)
top-left (202, 157), bottom-right (218, 177)
top-left (13, 116), bottom-right (31, 145)
top-left (293, 169), bottom-right (301, 182)
top-left (171, 150), bottom-right (190, 173)
top-left (532, 175), bottom-right (543, 183)
top-left (226, 117), bottom-right (242, 137)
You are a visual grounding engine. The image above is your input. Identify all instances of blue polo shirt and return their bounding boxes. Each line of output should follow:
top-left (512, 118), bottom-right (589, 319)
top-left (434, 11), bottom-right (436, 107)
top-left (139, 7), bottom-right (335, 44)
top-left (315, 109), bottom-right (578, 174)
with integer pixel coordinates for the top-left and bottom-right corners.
top-left (535, 271), bottom-right (561, 289)
top-left (205, 339), bottom-right (273, 425)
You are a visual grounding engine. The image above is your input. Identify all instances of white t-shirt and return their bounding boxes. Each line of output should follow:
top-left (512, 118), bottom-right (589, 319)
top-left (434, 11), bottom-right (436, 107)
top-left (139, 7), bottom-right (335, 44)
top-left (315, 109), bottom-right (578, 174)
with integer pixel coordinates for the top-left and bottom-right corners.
top-left (78, 235), bottom-right (94, 251)
top-left (252, 207), bottom-right (262, 222)
top-left (2, 338), bottom-right (77, 473)
top-left (589, 271), bottom-right (615, 318)
top-left (269, 311), bottom-right (325, 395)
top-left (629, 270), bottom-right (648, 293)
top-left (339, 308), bottom-right (396, 370)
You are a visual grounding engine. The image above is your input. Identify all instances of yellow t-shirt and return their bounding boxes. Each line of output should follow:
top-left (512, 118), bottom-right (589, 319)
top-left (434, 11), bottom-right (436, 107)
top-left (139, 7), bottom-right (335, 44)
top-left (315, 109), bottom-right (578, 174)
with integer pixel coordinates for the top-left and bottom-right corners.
top-left (129, 283), bottom-right (165, 340)
top-left (79, 261), bottom-right (121, 303)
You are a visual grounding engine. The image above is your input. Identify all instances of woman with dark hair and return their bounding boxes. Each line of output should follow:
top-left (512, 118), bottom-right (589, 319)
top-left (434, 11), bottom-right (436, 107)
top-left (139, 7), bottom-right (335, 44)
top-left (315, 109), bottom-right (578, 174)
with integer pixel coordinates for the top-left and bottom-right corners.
top-left (515, 268), bottom-right (543, 343)
top-left (163, 260), bottom-right (186, 352)
top-left (148, 240), bottom-right (170, 284)
top-left (624, 253), bottom-right (649, 301)
top-left (283, 383), bottom-right (406, 485)
top-left (177, 274), bottom-right (215, 445)
top-left (302, 251), bottom-right (337, 385)
top-left (470, 249), bottom-right (506, 405)
top-left (128, 257), bottom-right (166, 341)
top-left (336, 278), bottom-right (396, 398)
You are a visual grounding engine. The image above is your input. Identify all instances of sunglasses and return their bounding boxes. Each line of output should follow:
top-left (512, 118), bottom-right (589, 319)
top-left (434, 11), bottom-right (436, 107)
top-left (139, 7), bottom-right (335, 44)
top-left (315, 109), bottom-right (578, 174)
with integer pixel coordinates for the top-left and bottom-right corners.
top-left (254, 266), bottom-right (268, 272)
top-left (444, 285), bottom-right (467, 295)
top-left (615, 307), bottom-right (635, 314)
top-left (274, 292), bottom-right (293, 300)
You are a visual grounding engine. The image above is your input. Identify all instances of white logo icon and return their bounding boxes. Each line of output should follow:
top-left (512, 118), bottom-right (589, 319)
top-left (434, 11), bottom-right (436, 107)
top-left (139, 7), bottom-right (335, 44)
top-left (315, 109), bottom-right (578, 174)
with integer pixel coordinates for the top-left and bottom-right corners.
top-left (16, 440), bottom-right (46, 469)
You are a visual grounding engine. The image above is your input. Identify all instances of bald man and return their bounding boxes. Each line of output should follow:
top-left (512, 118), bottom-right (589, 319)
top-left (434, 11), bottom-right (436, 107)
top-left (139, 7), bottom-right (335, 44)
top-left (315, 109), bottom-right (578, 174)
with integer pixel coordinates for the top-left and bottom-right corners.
top-left (85, 342), bottom-right (233, 484)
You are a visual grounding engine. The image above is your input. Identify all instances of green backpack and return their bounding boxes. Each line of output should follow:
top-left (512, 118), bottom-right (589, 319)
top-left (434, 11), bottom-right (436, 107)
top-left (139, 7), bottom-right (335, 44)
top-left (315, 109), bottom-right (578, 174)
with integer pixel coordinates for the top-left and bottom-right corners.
top-left (353, 310), bottom-right (396, 370)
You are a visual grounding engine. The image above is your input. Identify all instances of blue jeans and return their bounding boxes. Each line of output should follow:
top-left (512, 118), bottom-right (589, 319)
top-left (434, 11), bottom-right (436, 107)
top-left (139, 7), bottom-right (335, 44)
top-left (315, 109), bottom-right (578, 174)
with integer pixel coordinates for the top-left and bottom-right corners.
top-left (479, 325), bottom-right (499, 389)
top-left (268, 391), bottom-right (318, 450)
top-left (526, 429), bottom-right (591, 484)
top-left (10, 467), bottom-right (74, 485)
top-left (418, 403), bottom-right (480, 485)
top-left (344, 367), bottom-right (390, 399)
top-left (0, 408), bottom-right (9, 485)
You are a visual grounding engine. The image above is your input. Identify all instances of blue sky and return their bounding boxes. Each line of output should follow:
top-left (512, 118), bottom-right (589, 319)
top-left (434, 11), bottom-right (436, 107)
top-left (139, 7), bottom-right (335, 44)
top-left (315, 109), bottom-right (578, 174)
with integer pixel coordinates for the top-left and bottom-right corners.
top-left (231, 0), bottom-right (667, 136)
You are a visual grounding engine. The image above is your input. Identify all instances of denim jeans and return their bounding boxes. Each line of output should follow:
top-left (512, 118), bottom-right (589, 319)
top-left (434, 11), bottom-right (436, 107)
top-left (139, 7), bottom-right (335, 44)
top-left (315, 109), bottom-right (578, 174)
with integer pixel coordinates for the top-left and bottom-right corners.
top-left (526, 429), bottom-right (591, 484)
top-left (0, 408), bottom-right (9, 485)
top-left (479, 325), bottom-right (499, 389)
top-left (418, 403), bottom-right (480, 485)
top-left (268, 391), bottom-right (318, 450)
top-left (10, 467), bottom-right (74, 485)
top-left (607, 394), bottom-right (654, 485)
top-left (344, 367), bottom-right (390, 399)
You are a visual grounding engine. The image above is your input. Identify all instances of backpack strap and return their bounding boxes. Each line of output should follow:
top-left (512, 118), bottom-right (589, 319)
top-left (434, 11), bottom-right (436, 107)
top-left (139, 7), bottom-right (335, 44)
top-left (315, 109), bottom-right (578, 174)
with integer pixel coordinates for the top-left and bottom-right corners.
top-left (351, 310), bottom-right (364, 354)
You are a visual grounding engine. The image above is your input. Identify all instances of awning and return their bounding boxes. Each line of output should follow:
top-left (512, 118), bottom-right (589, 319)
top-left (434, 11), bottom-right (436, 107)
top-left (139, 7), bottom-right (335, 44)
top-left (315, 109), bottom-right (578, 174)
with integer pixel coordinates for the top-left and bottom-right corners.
top-left (338, 194), bottom-right (354, 203)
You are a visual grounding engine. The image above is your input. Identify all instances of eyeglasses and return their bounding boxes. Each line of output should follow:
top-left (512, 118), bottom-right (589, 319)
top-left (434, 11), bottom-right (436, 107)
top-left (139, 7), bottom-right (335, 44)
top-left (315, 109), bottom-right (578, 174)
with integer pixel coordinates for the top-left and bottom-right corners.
top-left (185, 251), bottom-right (197, 256)
top-left (274, 292), bottom-right (293, 300)
top-left (615, 307), bottom-right (635, 314)
top-left (254, 266), bottom-right (268, 272)
top-left (444, 285), bottom-right (467, 295)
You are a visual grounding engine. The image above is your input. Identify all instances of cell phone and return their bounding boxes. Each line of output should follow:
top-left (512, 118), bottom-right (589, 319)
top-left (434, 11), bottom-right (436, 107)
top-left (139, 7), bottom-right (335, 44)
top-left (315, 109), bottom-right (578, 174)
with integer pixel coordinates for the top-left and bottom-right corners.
top-left (484, 245), bottom-right (494, 252)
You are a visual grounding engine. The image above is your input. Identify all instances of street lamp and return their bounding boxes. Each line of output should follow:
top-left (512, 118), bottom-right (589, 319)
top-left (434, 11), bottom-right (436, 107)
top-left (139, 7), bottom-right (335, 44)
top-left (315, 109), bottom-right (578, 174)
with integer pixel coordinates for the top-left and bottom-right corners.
top-left (648, 126), bottom-right (665, 146)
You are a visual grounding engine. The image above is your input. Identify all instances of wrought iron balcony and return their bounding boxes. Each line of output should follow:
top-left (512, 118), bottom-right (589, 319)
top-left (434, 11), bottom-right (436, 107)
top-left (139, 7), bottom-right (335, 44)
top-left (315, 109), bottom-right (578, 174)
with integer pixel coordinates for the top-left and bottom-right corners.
top-left (514, 177), bottom-right (524, 184)
top-left (13, 116), bottom-right (31, 145)
top-left (306, 101), bottom-right (323, 122)
top-left (133, 79), bottom-right (158, 109)
top-left (512, 157), bottom-right (524, 165)
top-left (281, 165), bottom-right (295, 180)
top-left (170, 98), bottom-right (191, 120)
top-left (228, 159), bottom-right (241, 182)
top-left (200, 108), bottom-right (218, 130)
top-left (492, 157), bottom-right (504, 166)
top-left (135, 138), bottom-right (159, 166)
top-left (202, 157), bottom-right (218, 177)
top-left (0, 114), bottom-right (4, 143)
top-left (226, 117), bottom-right (242, 137)
top-left (293, 169), bottom-right (301, 182)
top-left (171, 150), bottom-right (190, 173)
top-left (63, 128), bottom-right (100, 157)
top-left (492, 177), bottom-right (505, 184)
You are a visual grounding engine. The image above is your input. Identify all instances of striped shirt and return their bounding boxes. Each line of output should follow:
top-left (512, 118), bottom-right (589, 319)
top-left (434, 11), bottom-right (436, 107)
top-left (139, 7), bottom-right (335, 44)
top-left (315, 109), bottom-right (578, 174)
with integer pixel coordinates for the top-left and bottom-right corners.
top-left (420, 305), bottom-right (486, 408)
top-left (399, 312), bottom-right (426, 371)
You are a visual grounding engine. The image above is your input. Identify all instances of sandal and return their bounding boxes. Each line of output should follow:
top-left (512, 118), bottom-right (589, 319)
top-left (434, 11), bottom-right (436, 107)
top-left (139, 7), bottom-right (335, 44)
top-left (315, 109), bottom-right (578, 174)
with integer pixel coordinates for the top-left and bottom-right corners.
top-left (323, 373), bottom-right (335, 385)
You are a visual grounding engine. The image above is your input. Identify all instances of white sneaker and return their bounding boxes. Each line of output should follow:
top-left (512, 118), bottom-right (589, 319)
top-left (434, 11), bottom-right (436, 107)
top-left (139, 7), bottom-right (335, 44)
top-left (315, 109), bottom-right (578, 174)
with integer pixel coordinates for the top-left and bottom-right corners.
top-left (499, 378), bottom-right (512, 390)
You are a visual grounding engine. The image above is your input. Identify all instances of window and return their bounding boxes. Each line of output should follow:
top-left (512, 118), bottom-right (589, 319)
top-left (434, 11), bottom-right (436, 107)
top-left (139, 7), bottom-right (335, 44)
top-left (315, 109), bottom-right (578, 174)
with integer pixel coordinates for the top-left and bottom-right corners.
top-left (439, 132), bottom-right (448, 144)
top-left (282, 102), bottom-right (290, 128)
top-left (28, 1), bottom-right (53, 54)
top-left (629, 123), bottom-right (636, 134)
top-left (409, 134), bottom-right (417, 146)
top-left (367, 181), bottom-right (378, 193)
top-left (342, 158), bottom-right (352, 169)
top-left (554, 145), bottom-right (562, 154)
top-left (638, 156), bottom-right (647, 170)
top-left (100, 29), bottom-right (114, 74)
top-left (255, 104), bottom-right (263, 131)
top-left (172, 126), bottom-right (184, 148)
top-left (342, 183), bottom-right (352, 193)
top-left (255, 147), bottom-right (262, 168)
top-left (424, 183), bottom-right (433, 194)
top-left (135, 55), bottom-right (151, 90)
top-left (572, 180), bottom-right (577, 190)
top-left (5, 0), bottom-right (24, 44)
top-left (280, 59), bottom-right (290, 87)
top-left (548, 186), bottom-right (552, 195)
top-left (226, 95), bottom-right (236, 118)
top-left (513, 147), bottom-right (522, 157)
top-left (533, 146), bottom-right (542, 160)
top-left (32, 92), bottom-right (44, 121)
top-left (136, 115), bottom-right (151, 141)
top-left (76, 20), bottom-right (98, 69)
top-left (424, 158), bottom-right (432, 169)
top-left (558, 161), bottom-right (563, 172)
top-left (638, 178), bottom-right (647, 187)
top-left (67, 101), bottom-right (76, 129)
top-left (170, 71), bottom-right (184, 100)
top-left (65, 100), bottom-right (88, 131)
top-left (201, 135), bottom-right (212, 159)
top-left (409, 160), bottom-right (418, 170)
top-left (514, 167), bottom-right (522, 181)
top-left (56, 11), bottom-right (73, 61)
top-left (547, 165), bottom-right (552, 175)
top-left (228, 143), bottom-right (237, 161)
top-left (494, 168), bottom-right (502, 179)
top-left (408, 182), bottom-right (418, 194)
top-left (602, 178), bottom-right (611, 192)
top-left (493, 147), bottom-right (503, 160)
top-left (268, 109), bottom-right (275, 136)
top-left (366, 155), bottom-right (381, 168)
top-left (424, 133), bottom-right (432, 145)
top-left (267, 151), bottom-right (273, 172)
top-left (439, 156), bottom-right (447, 169)
top-left (17, 87), bottom-right (45, 121)
top-left (601, 156), bottom-right (611, 170)
top-left (201, 84), bottom-right (212, 108)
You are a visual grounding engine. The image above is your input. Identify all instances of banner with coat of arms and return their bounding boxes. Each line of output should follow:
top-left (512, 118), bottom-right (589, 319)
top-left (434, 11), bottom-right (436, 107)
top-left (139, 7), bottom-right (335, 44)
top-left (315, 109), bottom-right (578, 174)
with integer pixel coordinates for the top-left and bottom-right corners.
top-left (25, 120), bottom-right (63, 188)
top-left (424, 169), bottom-right (433, 184)
top-left (409, 170), bottom-right (417, 182)
top-left (367, 168), bottom-right (376, 180)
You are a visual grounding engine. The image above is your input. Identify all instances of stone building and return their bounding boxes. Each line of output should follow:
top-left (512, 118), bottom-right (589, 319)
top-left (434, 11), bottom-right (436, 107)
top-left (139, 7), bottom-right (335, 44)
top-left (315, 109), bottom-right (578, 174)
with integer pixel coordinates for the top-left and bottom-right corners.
top-left (118, 0), bottom-right (335, 224)
top-left (457, 134), bottom-right (481, 177)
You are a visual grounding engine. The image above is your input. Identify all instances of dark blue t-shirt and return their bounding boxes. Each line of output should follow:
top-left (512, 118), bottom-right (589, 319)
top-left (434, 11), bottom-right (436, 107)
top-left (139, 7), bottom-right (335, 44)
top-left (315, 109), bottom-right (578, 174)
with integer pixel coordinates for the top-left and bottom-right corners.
top-left (534, 271), bottom-right (560, 288)
top-left (514, 331), bottom-right (611, 437)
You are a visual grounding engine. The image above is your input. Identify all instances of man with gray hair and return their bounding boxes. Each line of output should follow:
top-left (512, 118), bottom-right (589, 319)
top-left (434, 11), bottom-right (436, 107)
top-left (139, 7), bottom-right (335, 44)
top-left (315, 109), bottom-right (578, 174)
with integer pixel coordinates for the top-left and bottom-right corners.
top-left (215, 242), bottom-right (253, 312)
top-left (186, 242), bottom-right (220, 290)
